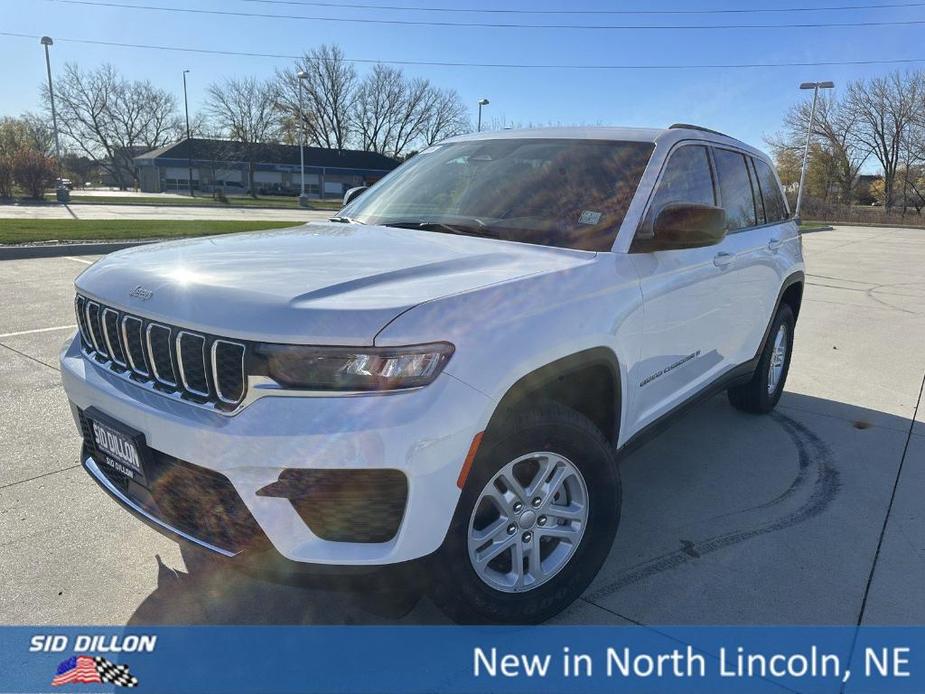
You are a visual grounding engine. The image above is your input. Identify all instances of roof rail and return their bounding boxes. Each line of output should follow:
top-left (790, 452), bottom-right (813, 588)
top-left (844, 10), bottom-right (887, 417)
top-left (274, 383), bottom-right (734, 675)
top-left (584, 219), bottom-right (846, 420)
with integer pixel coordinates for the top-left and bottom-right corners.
top-left (668, 123), bottom-right (731, 138)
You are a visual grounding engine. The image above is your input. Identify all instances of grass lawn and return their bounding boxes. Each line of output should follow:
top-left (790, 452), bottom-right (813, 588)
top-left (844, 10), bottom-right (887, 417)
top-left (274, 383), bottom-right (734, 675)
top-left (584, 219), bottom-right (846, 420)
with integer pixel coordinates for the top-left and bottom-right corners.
top-left (66, 194), bottom-right (344, 211)
top-left (0, 219), bottom-right (302, 245)
top-left (299, 198), bottom-right (344, 210)
top-left (799, 221), bottom-right (829, 231)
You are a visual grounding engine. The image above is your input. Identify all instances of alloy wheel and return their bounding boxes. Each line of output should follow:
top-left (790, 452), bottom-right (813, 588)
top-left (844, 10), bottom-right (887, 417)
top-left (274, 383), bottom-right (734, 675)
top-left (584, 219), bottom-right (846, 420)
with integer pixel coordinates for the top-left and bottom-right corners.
top-left (467, 451), bottom-right (589, 593)
top-left (767, 323), bottom-right (788, 395)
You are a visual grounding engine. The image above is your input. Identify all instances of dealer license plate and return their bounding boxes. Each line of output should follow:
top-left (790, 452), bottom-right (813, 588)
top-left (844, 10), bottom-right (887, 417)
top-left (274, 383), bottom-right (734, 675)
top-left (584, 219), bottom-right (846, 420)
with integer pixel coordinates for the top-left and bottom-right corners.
top-left (87, 411), bottom-right (149, 486)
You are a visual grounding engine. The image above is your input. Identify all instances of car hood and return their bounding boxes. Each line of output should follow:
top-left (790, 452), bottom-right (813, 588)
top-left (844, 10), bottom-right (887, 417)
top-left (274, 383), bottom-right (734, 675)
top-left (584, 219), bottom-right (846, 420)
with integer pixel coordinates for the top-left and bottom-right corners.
top-left (74, 222), bottom-right (596, 345)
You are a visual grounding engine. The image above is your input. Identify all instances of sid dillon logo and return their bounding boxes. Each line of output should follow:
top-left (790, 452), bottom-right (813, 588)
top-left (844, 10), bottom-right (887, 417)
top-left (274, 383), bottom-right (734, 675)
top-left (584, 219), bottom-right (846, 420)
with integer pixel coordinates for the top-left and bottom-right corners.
top-left (31, 634), bottom-right (154, 688)
top-left (51, 655), bottom-right (139, 688)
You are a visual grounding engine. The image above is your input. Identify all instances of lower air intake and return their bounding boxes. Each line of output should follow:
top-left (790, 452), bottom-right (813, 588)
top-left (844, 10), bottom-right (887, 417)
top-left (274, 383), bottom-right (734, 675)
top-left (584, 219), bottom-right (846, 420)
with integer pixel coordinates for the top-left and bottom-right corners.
top-left (257, 469), bottom-right (408, 543)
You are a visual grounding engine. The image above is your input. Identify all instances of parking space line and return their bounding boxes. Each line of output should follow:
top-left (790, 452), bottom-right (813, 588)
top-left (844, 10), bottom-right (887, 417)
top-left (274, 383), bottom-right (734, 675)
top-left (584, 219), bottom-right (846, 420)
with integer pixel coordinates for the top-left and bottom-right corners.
top-left (0, 464), bottom-right (80, 492)
top-left (854, 367), bottom-right (925, 627)
top-left (64, 257), bottom-right (93, 265)
top-left (0, 325), bottom-right (75, 339)
top-left (0, 342), bottom-right (59, 372)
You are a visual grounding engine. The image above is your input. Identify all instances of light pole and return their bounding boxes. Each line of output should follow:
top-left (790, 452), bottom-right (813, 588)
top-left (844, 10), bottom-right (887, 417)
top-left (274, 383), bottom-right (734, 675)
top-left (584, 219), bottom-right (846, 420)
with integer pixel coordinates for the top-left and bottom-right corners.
top-left (794, 80), bottom-right (834, 220)
top-left (40, 37), bottom-right (61, 168)
top-left (182, 69), bottom-right (194, 196)
top-left (297, 70), bottom-right (308, 205)
top-left (477, 98), bottom-right (489, 133)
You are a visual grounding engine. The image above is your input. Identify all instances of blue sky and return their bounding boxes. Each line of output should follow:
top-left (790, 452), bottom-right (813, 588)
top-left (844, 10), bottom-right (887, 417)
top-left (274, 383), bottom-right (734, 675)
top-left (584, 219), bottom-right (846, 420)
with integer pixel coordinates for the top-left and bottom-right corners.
top-left (1, 0), bottom-right (923, 160)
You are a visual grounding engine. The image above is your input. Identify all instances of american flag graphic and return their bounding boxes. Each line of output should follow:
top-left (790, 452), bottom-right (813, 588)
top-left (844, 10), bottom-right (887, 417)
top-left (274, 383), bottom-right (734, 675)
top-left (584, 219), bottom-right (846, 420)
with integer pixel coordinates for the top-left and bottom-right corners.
top-left (51, 655), bottom-right (139, 687)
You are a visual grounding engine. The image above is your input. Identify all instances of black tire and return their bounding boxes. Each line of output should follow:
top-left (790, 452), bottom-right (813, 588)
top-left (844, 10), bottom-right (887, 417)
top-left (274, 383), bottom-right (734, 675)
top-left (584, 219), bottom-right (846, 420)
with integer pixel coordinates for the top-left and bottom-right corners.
top-left (429, 401), bottom-right (621, 624)
top-left (727, 303), bottom-right (795, 414)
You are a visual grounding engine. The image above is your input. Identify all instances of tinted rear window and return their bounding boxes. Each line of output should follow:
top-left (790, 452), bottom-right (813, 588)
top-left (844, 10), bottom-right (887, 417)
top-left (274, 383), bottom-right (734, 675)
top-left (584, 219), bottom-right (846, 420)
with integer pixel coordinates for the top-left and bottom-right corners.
top-left (753, 157), bottom-right (790, 223)
top-left (713, 148), bottom-right (758, 231)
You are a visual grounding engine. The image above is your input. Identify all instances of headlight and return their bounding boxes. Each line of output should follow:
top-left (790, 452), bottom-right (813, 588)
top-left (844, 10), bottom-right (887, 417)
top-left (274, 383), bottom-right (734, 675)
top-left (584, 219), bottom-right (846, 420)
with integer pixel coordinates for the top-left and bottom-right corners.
top-left (253, 342), bottom-right (454, 391)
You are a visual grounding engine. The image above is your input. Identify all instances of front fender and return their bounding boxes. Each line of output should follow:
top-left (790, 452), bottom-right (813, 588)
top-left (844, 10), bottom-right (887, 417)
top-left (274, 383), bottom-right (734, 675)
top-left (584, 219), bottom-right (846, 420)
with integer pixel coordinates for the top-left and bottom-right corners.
top-left (375, 254), bottom-right (643, 445)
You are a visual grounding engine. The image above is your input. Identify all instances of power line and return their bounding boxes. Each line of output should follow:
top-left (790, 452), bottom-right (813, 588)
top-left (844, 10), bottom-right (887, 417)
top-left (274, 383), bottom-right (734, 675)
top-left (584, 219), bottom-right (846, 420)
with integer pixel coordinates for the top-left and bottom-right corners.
top-left (39, 0), bottom-right (925, 30)
top-left (241, 0), bottom-right (925, 16)
top-left (4, 30), bottom-right (925, 71)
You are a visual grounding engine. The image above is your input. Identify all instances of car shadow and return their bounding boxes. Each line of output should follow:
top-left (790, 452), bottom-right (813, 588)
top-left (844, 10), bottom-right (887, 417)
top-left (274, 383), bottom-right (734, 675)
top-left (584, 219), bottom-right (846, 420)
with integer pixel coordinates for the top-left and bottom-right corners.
top-left (125, 390), bottom-right (913, 626)
top-left (127, 547), bottom-right (452, 625)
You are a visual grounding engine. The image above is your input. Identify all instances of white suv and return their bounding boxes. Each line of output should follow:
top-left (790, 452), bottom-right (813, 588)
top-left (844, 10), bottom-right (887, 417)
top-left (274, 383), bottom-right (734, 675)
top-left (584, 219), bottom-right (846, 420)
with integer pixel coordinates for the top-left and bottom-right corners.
top-left (61, 126), bottom-right (804, 623)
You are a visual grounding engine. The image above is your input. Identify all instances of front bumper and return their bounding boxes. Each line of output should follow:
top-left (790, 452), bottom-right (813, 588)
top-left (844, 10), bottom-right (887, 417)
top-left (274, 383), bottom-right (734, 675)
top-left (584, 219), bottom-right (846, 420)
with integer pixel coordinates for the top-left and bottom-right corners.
top-left (61, 334), bottom-right (492, 565)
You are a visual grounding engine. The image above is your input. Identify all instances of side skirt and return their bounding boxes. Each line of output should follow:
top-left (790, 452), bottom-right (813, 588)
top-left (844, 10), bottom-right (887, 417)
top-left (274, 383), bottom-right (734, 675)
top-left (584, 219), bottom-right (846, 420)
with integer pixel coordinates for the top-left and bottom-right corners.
top-left (618, 357), bottom-right (758, 458)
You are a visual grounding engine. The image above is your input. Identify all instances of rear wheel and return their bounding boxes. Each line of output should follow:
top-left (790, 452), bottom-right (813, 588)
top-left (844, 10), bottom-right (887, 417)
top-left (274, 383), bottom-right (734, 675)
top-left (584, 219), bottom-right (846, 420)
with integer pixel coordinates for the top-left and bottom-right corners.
top-left (431, 402), bottom-right (621, 624)
top-left (728, 303), bottom-right (795, 414)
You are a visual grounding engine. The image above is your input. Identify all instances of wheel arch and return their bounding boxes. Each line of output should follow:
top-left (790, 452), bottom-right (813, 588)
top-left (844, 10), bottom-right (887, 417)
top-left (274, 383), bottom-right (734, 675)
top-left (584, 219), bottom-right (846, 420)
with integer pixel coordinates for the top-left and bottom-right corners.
top-left (780, 274), bottom-right (804, 321)
top-left (485, 347), bottom-right (623, 446)
top-left (754, 271), bottom-right (804, 361)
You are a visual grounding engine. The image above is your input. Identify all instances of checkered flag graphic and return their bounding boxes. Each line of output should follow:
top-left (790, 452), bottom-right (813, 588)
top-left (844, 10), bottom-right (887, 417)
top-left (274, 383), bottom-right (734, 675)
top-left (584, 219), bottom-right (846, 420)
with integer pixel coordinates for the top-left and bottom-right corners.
top-left (94, 657), bottom-right (139, 688)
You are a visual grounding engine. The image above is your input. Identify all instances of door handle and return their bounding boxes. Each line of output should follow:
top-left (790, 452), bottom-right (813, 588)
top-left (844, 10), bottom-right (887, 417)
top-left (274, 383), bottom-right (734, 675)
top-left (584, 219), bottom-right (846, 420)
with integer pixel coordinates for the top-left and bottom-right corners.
top-left (713, 251), bottom-right (734, 268)
top-left (768, 238), bottom-right (783, 251)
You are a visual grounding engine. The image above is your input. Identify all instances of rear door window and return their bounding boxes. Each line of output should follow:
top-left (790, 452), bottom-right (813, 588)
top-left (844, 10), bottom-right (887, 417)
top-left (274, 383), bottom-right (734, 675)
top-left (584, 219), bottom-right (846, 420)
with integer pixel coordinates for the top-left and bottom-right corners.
top-left (713, 148), bottom-right (758, 231)
top-left (748, 158), bottom-right (767, 225)
top-left (752, 157), bottom-right (789, 223)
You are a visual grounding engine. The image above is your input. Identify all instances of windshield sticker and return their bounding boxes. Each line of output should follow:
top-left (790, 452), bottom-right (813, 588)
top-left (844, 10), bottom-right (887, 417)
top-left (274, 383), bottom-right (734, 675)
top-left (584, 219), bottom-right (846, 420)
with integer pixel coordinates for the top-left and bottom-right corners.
top-left (578, 210), bottom-right (602, 225)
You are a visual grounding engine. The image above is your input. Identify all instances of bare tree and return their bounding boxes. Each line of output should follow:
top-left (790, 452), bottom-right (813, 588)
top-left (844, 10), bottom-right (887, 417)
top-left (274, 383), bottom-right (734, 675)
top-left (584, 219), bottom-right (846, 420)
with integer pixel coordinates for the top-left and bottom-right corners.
top-left (112, 81), bottom-right (179, 151)
top-left (896, 102), bottom-right (925, 214)
top-left (46, 63), bottom-right (181, 189)
top-left (275, 44), bottom-right (469, 157)
top-left (421, 88), bottom-right (470, 146)
top-left (770, 93), bottom-right (869, 204)
top-left (17, 113), bottom-right (55, 155)
top-left (352, 67), bottom-right (469, 158)
top-left (205, 77), bottom-right (280, 197)
top-left (353, 64), bottom-right (405, 154)
top-left (847, 70), bottom-right (922, 209)
top-left (276, 44), bottom-right (356, 150)
top-left (388, 77), bottom-right (437, 159)
top-left (798, 95), bottom-right (867, 203)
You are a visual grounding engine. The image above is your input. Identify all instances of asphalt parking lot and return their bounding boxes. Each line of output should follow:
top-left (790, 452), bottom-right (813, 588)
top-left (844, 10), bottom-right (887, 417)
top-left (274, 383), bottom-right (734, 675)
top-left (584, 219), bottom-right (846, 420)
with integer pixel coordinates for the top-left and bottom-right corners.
top-left (1, 225), bottom-right (923, 630)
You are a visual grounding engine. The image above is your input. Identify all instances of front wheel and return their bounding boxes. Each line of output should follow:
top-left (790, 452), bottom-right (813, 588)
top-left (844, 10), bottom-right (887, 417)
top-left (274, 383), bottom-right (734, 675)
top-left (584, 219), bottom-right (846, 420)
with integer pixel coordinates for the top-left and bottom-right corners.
top-left (728, 303), bottom-right (795, 414)
top-left (430, 402), bottom-right (621, 624)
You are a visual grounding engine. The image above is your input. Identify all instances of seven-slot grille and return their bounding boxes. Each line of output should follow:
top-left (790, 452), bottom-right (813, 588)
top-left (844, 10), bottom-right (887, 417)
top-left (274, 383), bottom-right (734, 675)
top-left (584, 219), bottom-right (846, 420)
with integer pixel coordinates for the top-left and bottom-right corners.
top-left (74, 294), bottom-right (246, 409)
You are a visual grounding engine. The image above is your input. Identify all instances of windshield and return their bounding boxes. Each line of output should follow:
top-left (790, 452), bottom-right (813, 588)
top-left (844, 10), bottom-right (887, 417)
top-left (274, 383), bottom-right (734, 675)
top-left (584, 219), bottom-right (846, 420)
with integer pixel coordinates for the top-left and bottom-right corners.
top-left (341, 138), bottom-right (654, 252)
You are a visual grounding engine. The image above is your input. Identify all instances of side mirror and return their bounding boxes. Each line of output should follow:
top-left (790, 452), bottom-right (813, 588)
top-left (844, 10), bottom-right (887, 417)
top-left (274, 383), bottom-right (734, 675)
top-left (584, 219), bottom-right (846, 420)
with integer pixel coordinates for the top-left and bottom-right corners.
top-left (343, 186), bottom-right (368, 206)
top-left (652, 202), bottom-right (727, 250)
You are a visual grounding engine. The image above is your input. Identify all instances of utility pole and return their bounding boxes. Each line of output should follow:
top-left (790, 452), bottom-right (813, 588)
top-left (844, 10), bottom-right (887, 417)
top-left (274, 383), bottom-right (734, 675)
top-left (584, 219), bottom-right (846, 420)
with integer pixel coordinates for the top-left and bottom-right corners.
top-left (182, 70), bottom-right (194, 196)
top-left (477, 98), bottom-right (489, 133)
top-left (794, 81), bottom-right (834, 220)
top-left (41, 36), bottom-right (65, 200)
top-left (40, 38), bottom-right (62, 163)
top-left (298, 70), bottom-right (308, 206)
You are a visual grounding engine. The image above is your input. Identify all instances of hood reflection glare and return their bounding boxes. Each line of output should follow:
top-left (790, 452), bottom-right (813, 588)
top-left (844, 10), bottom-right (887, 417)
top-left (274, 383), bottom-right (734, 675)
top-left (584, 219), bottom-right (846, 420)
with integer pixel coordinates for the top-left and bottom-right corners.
top-left (163, 266), bottom-right (210, 286)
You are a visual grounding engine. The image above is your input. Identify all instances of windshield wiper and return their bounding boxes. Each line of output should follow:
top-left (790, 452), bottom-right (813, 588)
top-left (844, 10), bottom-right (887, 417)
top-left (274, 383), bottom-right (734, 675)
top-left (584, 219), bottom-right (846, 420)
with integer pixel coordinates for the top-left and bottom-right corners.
top-left (381, 220), bottom-right (500, 239)
top-left (329, 216), bottom-right (364, 224)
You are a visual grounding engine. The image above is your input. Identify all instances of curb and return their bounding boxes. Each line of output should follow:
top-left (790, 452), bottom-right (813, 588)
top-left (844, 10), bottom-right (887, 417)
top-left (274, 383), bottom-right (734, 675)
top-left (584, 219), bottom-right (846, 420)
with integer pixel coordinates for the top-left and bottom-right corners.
top-left (799, 225), bottom-right (834, 233)
top-left (0, 240), bottom-right (155, 261)
top-left (68, 200), bottom-right (326, 212)
top-left (804, 220), bottom-right (925, 231)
